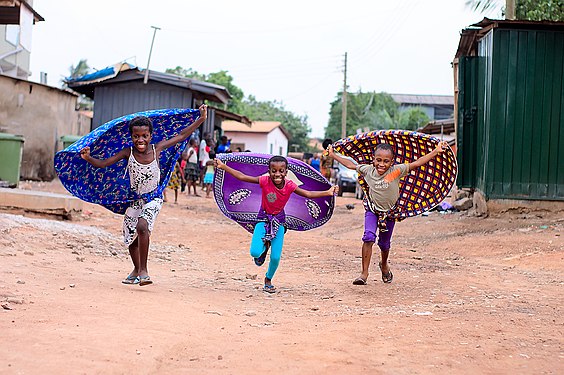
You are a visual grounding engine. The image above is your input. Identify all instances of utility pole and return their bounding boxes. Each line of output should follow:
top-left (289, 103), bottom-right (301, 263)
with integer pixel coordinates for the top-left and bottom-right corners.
top-left (505, 0), bottom-right (516, 20)
top-left (144, 26), bottom-right (161, 84)
top-left (341, 52), bottom-right (348, 139)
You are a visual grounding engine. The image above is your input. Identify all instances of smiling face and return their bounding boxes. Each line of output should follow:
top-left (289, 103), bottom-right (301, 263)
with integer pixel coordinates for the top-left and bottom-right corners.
top-left (131, 125), bottom-right (152, 153)
top-left (372, 148), bottom-right (394, 175)
top-left (268, 161), bottom-right (288, 188)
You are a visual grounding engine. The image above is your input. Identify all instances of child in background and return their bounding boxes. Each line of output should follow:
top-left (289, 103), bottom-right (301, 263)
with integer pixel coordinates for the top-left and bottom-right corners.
top-left (328, 141), bottom-right (447, 285)
top-left (203, 151), bottom-right (216, 198)
top-left (80, 104), bottom-right (207, 286)
top-left (164, 160), bottom-right (184, 203)
top-left (214, 155), bottom-right (338, 293)
top-left (183, 137), bottom-right (200, 196)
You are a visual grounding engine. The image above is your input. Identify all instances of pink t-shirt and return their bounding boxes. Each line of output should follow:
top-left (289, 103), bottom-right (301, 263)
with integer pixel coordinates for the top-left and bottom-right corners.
top-left (259, 175), bottom-right (298, 215)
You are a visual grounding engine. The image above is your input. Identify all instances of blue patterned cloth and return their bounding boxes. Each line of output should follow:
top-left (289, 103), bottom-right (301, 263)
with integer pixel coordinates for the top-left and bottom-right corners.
top-left (54, 108), bottom-right (200, 214)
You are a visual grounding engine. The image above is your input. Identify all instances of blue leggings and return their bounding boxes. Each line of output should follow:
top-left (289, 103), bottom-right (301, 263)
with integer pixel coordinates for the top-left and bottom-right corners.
top-left (250, 222), bottom-right (285, 280)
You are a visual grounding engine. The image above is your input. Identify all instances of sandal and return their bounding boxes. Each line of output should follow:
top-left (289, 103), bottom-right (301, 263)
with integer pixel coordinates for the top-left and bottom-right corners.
top-left (379, 262), bottom-right (393, 283)
top-left (122, 274), bottom-right (139, 285)
top-left (138, 275), bottom-right (153, 286)
top-left (352, 277), bottom-right (367, 285)
top-left (263, 284), bottom-right (276, 293)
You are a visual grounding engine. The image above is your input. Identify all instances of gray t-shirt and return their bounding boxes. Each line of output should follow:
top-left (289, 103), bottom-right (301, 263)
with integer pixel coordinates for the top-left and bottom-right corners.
top-left (356, 163), bottom-right (409, 212)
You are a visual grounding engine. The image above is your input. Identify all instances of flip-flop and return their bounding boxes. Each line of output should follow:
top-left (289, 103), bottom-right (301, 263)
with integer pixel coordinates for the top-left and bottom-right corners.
top-left (263, 284), bottom-right (276, 293)
top-left (138, 275), bottom-right (153, 286)
top-left (352, 277), bottom-right (367, 285)
top-left (122, 274), bottom-right (140, 285)
top-left (379, 262), bottom-right (393, 283)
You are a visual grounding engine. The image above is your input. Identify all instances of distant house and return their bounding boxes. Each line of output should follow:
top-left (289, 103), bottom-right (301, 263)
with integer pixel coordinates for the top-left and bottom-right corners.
top-left (0, 0), bottom-right (44, 80)
top-left (222, 120), bottom-right (290, 155)
top-left (66, 64), bottom-right (238, 139)
top-left (391, 94), bottom-right (454, 121)
top-left (417, 118), bottom-right (456, 153)
top-left (454, 18), bottom-right (564, 201)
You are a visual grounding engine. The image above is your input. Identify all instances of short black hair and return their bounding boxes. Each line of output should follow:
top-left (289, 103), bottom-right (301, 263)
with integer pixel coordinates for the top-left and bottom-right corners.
top-left (268, 155), bottom-right (288, 168)
top-left (375, 143), bottom-right (395, 157)
top-left (129, 116), bottom-right (153, 134)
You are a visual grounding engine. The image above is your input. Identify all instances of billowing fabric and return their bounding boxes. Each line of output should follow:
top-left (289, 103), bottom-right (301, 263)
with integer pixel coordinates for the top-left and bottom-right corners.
top-left (213, 153), bottom-right (335, 234)
top-left (54, 108), bottom-right (200, 214)
top-left (333, 130), bottom-right (458, 220)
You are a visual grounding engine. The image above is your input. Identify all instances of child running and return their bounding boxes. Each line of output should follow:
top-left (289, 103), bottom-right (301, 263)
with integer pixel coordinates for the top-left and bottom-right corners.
top-left (214, 155), bottom-right (338, 293)
top-left (80, 104), bottom-right (207, 286)
top-left (328, 141), bottom-right (447, 285)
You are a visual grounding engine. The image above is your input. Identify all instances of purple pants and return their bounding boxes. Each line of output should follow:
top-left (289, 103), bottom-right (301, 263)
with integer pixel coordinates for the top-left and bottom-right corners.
top-left (362, 210), bottom-right (396, 251)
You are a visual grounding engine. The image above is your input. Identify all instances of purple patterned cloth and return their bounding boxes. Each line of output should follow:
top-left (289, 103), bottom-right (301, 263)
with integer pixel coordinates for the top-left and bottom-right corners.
top-left (54, 108), bottom-right (200, 214)
top-left (213, 153), bottom-right (335, 233)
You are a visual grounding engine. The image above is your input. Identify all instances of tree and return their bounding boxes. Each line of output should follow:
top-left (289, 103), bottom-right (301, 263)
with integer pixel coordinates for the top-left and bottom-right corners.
top-left (166, 66), bottom-right (311, 151)
top-left (325, 91), bottom-right (398, 140)
top-left (397, 107), bottom-right (430, 131)
top-left (465, 0), bottom-right (564, 21)
top-left (68, 59), bottom-right (90, 79)
top-left (66, 59), bottom-right (93, 110)
top-left (239, 96), bottom-right (311, 152)
top-left (166, 67), bottom-right (243, 113)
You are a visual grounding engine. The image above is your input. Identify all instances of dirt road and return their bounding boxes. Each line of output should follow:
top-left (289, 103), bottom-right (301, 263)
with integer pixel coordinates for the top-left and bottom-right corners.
top-left (1, 181), bottom-right (563, 374)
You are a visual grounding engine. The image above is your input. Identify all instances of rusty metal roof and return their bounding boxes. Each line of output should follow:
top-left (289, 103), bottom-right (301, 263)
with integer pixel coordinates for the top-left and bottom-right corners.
top-left (455, 17), bottom-right (564, 59)
top-left (0, 0), bottom-right (44, 24)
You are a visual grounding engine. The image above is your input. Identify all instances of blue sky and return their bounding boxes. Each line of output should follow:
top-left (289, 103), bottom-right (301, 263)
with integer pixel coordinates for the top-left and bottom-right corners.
top-left (29, 0), bottom-right (497, 137)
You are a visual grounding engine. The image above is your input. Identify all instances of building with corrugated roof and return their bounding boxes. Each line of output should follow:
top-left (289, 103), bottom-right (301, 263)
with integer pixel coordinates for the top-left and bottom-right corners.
top-left (222, 120), bottom-right (290, 155)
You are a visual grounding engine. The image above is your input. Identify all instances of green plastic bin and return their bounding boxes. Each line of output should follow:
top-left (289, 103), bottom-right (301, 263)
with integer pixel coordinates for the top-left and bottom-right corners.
top-left (61, 135), bottom-right (82, 150)
top-left (0, 133), bottom-right (25, 187)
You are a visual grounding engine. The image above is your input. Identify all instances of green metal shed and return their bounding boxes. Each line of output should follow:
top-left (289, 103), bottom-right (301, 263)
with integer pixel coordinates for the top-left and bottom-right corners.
top-left (454, 18), bottom-right (564, 201)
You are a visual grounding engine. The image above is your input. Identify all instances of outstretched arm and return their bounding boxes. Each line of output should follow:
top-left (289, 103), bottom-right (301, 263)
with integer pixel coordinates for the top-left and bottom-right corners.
top-left (80, 147), bottom-right (129, 168)
top-left (327, 145), bottom-right (357, 170)
top-left (156, 104), bottom-right (208, 152)
top-left (214, 158), bottom-right (259, 184)
top-left (294, 185), bottom-right (339, 198)
top-left (408, 141), bottom-right (448, 170)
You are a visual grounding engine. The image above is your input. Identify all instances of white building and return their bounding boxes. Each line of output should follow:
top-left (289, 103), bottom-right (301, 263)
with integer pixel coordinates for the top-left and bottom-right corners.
top-left (222, 120), bottom-right (290, 155)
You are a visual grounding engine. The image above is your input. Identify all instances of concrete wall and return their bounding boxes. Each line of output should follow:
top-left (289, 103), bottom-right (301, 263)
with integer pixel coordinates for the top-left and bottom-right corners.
top-left (223, 128), bottom-right (289, 155)
top-left (0, 74), bottom-right (86, 181)
top-left (266, 127), bottom-right (289, 156)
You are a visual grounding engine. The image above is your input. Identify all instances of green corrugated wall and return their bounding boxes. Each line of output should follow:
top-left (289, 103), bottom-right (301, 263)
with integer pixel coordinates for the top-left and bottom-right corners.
top-left (457, 27), bottom-right (564, 200)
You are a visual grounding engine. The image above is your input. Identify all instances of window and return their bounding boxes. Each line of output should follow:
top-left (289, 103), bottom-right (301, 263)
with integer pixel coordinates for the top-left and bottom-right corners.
top-left (269, 144), bottom-right (273, 154)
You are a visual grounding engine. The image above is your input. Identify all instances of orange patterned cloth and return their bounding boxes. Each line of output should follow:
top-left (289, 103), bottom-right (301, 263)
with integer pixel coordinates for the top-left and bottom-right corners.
top-left (333, 130), bottom-right (457, 220)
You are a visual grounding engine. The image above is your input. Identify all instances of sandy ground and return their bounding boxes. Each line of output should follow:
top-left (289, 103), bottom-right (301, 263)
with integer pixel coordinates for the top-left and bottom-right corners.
top-left (1, 180), bottom-right (563, 374)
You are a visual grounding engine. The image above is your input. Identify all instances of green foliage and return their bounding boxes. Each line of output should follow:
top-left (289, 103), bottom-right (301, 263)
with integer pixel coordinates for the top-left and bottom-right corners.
top-left (68, 59), bottom-right (90, 79)
top-left (166, 67), bottom-right (244, 113)
top-left (239, 96), bottom-right (311, 151)
top-left (166, 66), bottom-right (311, 151)
top-left (465, 0), bottom-right (564, 21)
top-left (516, 0), bottom-right (564, 21)
top-left (398, 107), bottom-right (430, 131)
top-left (325, 91), bottom-right (398, 140)
top-left (65, 59), bottom-right (93, 110)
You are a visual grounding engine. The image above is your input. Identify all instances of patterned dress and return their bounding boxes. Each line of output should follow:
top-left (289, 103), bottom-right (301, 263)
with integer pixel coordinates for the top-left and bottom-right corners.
top-left (122, 145), bottom-right (164, 246)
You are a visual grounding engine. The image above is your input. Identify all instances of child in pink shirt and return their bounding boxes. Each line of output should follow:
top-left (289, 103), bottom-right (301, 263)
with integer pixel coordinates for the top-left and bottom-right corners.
top-left (215, 155), bottom-right (338, 293)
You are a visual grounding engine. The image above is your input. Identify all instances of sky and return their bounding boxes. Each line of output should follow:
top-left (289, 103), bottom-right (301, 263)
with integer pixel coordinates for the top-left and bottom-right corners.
top-left (28, 0), bottom-right (498, 138)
